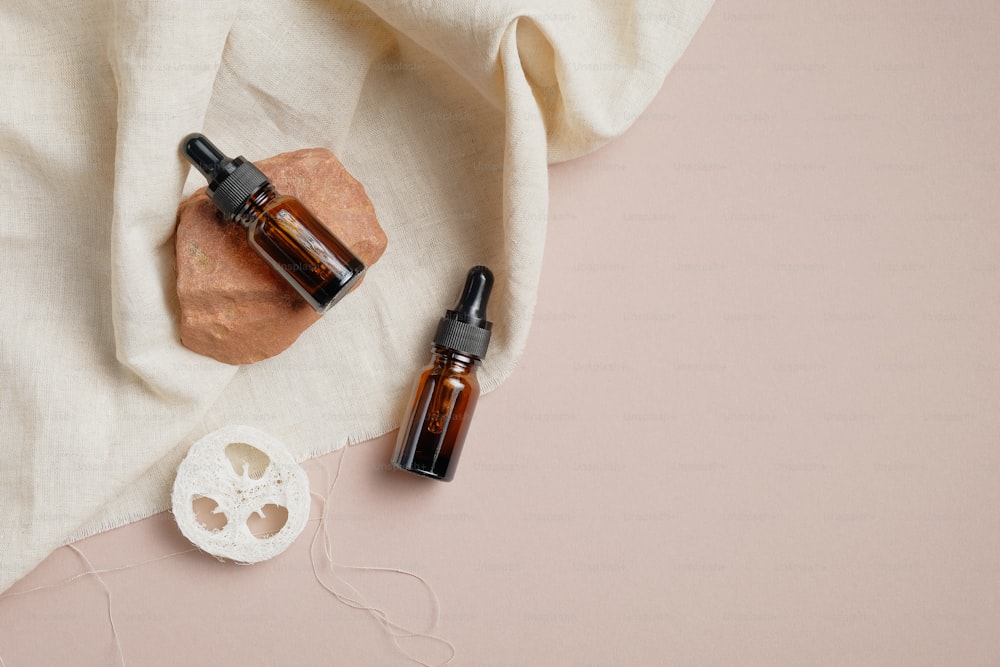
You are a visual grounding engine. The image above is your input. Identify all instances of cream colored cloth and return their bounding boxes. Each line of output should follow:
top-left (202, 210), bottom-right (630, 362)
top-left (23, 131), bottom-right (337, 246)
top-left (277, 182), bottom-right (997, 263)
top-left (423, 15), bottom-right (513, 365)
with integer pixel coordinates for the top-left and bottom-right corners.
top-left (0, 0), bottom-right (713, 591)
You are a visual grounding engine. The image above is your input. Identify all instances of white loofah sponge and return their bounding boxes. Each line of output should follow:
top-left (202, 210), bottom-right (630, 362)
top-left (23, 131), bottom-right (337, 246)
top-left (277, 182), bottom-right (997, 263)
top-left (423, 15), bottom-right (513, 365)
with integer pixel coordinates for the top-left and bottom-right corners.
top-left (171, 425), bottom-right (311, 563)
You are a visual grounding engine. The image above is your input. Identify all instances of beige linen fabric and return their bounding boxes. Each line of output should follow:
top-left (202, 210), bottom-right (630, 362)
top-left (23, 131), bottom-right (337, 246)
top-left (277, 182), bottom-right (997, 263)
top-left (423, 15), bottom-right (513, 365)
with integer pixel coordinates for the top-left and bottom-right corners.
top-left (0, 0), bottom-right (713, 591)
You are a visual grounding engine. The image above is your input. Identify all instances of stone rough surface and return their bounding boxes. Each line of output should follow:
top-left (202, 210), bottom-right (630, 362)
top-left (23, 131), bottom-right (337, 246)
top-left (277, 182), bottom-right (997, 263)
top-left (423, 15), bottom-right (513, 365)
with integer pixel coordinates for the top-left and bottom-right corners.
top-left (175, 148), bottom-right (387, 365)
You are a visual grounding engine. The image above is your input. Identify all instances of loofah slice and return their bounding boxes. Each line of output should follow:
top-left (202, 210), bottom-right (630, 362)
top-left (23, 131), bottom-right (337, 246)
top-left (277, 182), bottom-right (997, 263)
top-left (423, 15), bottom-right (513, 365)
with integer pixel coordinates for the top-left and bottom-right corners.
top-left (171, 425), bottom-right (311, 563)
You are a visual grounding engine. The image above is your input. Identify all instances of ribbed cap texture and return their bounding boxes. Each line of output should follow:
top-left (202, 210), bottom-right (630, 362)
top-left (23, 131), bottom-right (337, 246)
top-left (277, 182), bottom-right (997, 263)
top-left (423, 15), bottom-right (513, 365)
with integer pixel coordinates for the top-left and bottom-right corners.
top-left (433, 317), bottom-right (491, 359)
top-left (210, 161), bottom-right (268, 217)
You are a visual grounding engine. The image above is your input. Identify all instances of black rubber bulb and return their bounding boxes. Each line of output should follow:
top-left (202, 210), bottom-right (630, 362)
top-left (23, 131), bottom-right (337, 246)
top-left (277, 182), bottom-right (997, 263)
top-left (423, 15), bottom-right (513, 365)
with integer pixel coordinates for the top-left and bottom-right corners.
top-left (182, 133), bottom-right (226, 177)
top-left (181, 132), bottom-right (244, 194)
top-left (446, 266), bottom-right (494, 329)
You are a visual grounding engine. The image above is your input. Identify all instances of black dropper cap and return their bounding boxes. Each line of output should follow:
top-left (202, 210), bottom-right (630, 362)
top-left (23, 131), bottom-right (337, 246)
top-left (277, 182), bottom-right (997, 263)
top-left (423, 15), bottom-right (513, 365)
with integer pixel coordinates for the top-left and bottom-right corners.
top-left (433, 266), bottom-right (494, 359)
top-left (181, 133), bottom-right (269, 218)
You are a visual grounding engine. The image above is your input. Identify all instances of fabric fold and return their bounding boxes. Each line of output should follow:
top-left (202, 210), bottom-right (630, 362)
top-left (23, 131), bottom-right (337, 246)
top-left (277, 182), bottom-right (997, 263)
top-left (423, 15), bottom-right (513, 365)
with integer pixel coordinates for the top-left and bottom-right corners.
top-left (107, 0), bottom-right (239, 397)
top-left (0, 0), bottom-right (714, 592)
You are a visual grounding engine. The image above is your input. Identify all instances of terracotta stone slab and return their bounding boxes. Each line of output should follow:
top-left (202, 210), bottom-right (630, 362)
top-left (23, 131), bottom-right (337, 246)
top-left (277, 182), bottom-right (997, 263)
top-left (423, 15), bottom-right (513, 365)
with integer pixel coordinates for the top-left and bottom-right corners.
top-left (175, 148), bottom-right (386, 364)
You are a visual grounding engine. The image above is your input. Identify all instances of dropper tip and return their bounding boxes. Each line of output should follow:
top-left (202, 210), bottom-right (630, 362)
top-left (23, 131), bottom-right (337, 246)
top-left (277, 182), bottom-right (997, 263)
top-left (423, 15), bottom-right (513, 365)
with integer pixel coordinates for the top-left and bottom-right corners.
top-left (180, 133), bottom-right (227, 179)
top-left (453, 265), bottom-right (494, 326)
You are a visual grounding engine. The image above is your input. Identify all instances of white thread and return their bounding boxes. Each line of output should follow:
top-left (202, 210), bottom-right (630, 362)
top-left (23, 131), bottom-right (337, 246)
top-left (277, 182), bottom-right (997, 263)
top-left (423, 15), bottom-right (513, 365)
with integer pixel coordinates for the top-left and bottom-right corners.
top-left (66, 545), bottom-right (127, 667)
top-left (0, 445), bottom-right (455, 666)
top-left (0, 546), bottom-right (198, 667)
top-left (0, 548), bottom-right (200, 599)
top-left (308, 446), bottom-right (456, 666)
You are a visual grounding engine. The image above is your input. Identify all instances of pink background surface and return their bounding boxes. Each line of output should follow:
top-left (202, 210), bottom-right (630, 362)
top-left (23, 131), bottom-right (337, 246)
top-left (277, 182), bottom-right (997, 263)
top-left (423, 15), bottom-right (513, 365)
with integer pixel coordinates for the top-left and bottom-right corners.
top-left (3, 1), bottom-right (1000, 665)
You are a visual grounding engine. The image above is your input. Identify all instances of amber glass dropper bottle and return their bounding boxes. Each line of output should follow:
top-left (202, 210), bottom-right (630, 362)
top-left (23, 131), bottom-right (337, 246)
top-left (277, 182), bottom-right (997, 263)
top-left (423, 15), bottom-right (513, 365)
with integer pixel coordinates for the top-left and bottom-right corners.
top-left (181, 133), bottom-right (365, 313)
top-left (392, 266), bottom-right (494, 481)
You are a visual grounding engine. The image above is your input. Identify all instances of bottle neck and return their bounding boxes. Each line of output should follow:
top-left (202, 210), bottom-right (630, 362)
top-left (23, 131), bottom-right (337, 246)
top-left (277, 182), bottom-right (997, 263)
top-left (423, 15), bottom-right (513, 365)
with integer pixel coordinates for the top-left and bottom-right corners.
top-left (432, 345), bottom-right (480, 370)
top-left (232, 183), bottom-right (276, 227)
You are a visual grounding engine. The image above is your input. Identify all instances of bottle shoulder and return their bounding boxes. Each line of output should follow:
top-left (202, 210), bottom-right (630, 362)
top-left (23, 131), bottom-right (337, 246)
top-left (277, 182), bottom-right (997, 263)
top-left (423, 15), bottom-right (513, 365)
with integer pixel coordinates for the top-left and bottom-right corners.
top-left (421, 352), bottom-right (480, 387)
top-left (259, 192), bottom-right (309, 214)
top-left (242, 191), bottom-right (309, 229)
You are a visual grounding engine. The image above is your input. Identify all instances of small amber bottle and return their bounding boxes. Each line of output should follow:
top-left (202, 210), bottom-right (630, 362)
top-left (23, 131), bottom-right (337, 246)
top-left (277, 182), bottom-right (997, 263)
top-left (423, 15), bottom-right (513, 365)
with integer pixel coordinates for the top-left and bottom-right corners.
top-left (392, 266), bottom-right (494, 481)
top-left (181, 133), bottom-right (365, 313)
